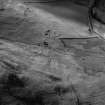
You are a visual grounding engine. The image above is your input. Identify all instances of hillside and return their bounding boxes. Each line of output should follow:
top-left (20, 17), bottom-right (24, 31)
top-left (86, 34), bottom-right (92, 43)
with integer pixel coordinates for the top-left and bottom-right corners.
top-left (0, 0), bottom-right (105, 105)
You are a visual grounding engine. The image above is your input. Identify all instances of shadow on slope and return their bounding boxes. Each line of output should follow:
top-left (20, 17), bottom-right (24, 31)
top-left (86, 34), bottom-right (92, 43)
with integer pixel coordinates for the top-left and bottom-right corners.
top-left (25, 1), bottom-right (89, 25)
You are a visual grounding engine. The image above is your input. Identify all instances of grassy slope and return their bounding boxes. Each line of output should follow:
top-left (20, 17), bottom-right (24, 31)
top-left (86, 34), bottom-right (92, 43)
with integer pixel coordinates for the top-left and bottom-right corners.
top-left (0, 1), bottom-right (105, 105)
